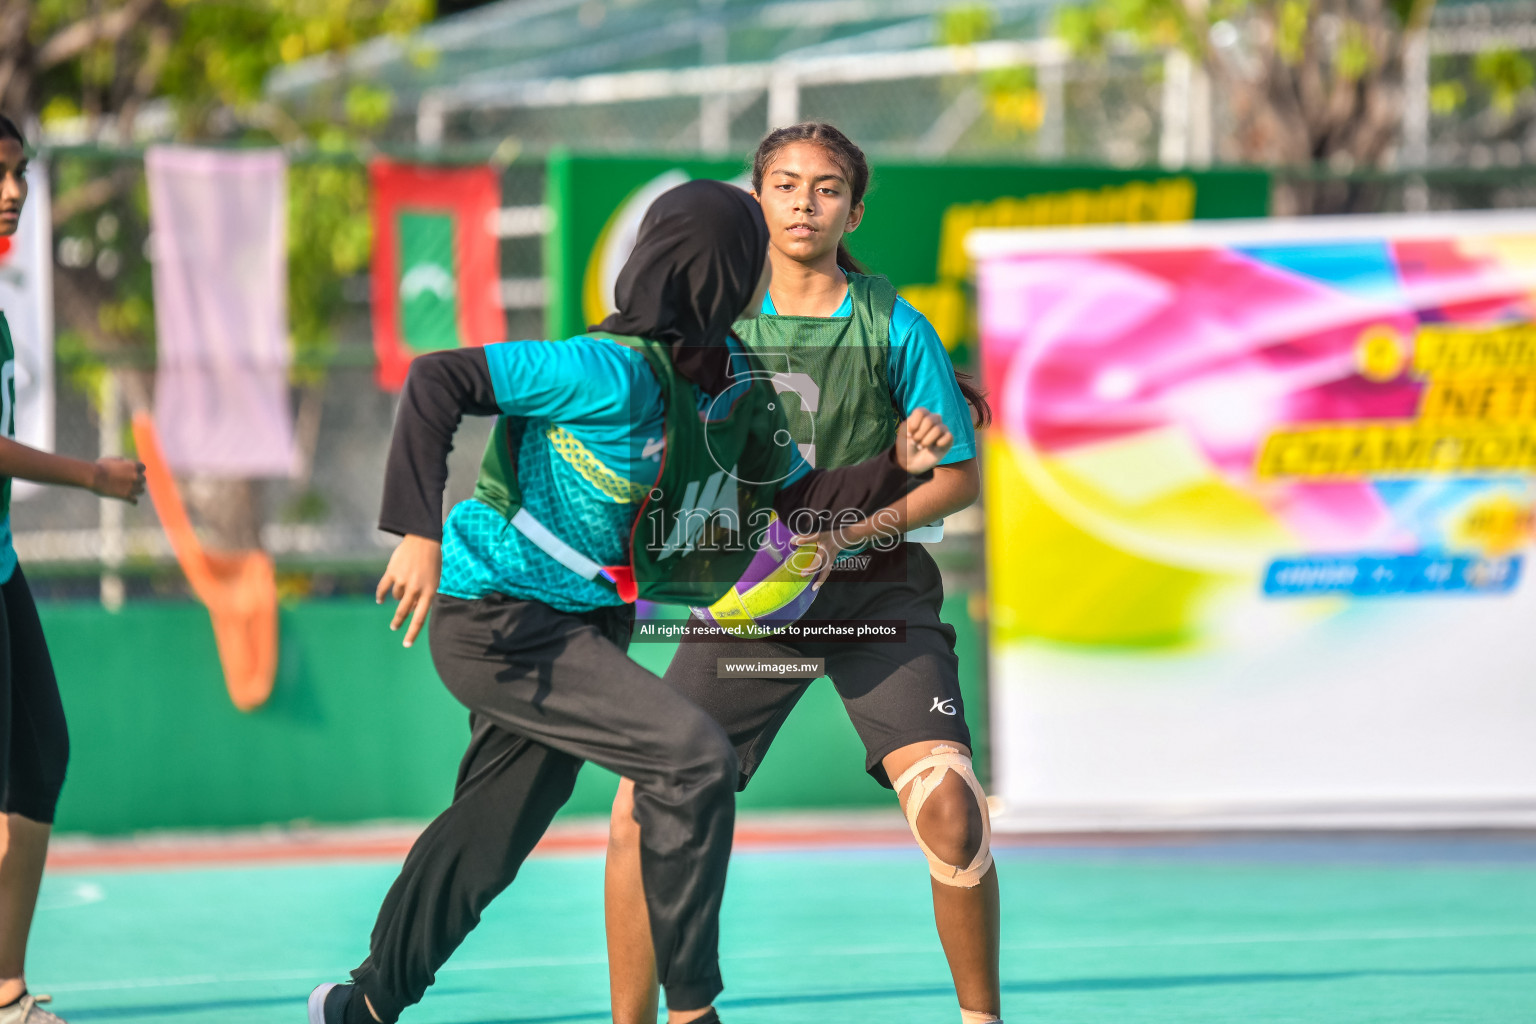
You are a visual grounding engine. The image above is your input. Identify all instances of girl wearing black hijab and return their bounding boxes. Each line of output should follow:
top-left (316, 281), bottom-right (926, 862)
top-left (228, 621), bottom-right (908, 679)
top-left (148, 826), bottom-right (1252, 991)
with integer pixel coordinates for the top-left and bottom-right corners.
top-left (308, 180), bottom-right (955, 1024)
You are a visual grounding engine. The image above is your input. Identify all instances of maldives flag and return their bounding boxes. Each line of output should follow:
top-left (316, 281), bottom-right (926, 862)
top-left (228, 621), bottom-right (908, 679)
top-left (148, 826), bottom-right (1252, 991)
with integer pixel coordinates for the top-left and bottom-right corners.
top-left (370, 160), bottom-right (504, 390)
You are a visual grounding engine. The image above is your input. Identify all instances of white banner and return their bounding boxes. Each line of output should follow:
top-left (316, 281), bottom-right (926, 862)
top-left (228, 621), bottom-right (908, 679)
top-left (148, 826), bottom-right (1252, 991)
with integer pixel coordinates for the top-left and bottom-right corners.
top-left (0, 160), bottom-right (53, 499)
top-left (974, 211), bottom-right (1536, 830)
top-left (147, 147), bottom-right (293, 477)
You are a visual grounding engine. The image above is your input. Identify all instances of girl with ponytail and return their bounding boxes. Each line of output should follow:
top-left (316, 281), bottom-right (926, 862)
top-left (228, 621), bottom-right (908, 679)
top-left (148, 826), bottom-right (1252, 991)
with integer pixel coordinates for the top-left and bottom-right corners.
top-left (605, 123), bottom-right (1004, 1024)
top-left (0, 115), bottom-right (146, 1024)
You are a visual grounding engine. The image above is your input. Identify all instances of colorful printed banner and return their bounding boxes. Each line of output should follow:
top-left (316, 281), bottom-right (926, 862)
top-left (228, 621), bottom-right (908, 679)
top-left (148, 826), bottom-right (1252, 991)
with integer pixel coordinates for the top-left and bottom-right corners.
top-left (147, 147), bottom-right (295, 477)
top-left (544, 154), bottom-right (1270, 352)
top-left (369, 160), bottom-right (503, 391)
top-left (972, 212), bottom-right (1536, 829)
top-left (0, 159), bottom-right (53, 498)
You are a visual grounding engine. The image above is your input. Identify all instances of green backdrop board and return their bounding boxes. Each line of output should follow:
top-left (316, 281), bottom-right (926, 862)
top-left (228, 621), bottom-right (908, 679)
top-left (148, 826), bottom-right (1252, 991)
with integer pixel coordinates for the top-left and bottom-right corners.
top-left (44, 594), bottom-right (982, 835)
top-left (545, 152), bottom-right (1271, 351)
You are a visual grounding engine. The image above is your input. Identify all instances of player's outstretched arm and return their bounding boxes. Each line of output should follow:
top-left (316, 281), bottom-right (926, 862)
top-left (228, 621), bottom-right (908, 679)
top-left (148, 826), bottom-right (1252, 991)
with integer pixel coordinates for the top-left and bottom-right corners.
top-left (378, 348), bottom-right (502, 542)
top-left (0, 436), bottom-right (145, 503)
top-left (376, 349), bottom-right (500, 647)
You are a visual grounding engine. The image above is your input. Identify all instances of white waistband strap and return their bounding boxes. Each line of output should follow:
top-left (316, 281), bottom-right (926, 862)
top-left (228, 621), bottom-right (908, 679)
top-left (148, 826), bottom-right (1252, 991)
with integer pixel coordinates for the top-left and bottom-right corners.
top-left (904, 519), bottom-right (945, 543)
top-left (510, 508), bottom-right (603, 581)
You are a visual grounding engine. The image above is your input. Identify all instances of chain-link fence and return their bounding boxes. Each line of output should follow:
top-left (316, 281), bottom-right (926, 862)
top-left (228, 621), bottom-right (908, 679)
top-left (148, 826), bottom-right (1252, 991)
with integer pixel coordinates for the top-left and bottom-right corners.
top-left (408, 46), bottom-right (1171, 168)
top-left (1269, 166), bottom-right (1536, 216)
top-left (286, 0), bottom-right (1536, 178)
top-left (15, 154), bottom-right (546, 599)
top-left (19, 141), bottom-right (1536, 601)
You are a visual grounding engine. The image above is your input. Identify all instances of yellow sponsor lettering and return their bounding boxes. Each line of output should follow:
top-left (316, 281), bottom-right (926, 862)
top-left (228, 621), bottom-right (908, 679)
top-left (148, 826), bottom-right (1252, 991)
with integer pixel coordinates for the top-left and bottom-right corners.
top-left (1154, 177), bottom-right (1197, 221)
top-left (1418, 375), bottom-right (1536, 421)
top-left (933, 177), bottom-right (1199, 282)
top-left (1256, 422), bottom-right (1536, 478)
top-left (1413, 323), bottom-right (1536, 376)
top-left (938, 204), bottom-right (978, 281)
top-left (1065, 189), bottom-right (1092, 225)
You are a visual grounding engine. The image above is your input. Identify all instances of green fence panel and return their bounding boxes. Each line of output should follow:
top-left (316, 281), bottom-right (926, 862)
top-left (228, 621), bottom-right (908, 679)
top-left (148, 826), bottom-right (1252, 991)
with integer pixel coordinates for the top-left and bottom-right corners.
top-left (45, 593), bottom-right (981, 834)
top-left (546, 152), bottom-right (1272, 351)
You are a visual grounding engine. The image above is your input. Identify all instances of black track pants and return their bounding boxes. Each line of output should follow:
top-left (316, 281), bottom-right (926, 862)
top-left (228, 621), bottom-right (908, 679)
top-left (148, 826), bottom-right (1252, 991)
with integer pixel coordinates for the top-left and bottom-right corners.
top-left (350, 593), bottom-right (738, 1020)
top-left (0, 568), bottom-right (68, 824)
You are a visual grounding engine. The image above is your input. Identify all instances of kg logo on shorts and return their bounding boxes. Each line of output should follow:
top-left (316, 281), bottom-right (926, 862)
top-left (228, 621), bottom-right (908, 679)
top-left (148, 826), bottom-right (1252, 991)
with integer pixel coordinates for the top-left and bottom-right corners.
top-left (930, 697), bottom-right (957, 716)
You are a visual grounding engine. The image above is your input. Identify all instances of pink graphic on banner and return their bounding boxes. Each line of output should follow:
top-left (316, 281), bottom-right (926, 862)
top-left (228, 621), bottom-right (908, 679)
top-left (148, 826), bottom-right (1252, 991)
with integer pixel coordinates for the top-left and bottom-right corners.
top-left (978, 248), bottom-right (1430, 550)
top-left (147, 147), bottom-right (294, 476)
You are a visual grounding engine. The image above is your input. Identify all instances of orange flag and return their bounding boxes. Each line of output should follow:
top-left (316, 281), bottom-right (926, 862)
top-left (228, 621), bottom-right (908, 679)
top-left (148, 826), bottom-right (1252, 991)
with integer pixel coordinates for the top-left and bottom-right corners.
top-left (132, 413), bottom-right (278, 711)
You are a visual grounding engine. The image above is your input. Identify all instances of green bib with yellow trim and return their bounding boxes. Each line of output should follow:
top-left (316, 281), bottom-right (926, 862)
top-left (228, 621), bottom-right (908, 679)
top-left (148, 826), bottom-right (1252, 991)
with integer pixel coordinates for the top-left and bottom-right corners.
top-left (472, 333), bottom-right (795, 604)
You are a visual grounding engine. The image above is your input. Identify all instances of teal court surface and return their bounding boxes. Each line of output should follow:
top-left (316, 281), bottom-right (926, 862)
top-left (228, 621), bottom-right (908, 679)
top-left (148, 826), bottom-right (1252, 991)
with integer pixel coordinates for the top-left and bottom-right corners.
top-left (31, 824), bottom-right (1536, 1023)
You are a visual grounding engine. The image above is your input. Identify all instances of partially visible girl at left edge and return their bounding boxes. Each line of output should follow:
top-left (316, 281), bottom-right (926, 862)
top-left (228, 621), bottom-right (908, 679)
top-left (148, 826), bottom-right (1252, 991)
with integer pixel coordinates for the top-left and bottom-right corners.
top-left (0, 115), bottom-right (146, 1024)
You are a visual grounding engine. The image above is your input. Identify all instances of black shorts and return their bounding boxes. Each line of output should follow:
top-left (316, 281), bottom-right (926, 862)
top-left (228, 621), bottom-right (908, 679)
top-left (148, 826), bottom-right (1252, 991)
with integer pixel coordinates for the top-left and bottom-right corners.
top-left (0, 567), bottom-right (68, 823)
top-left (662, 543), bottom-right (969, 789)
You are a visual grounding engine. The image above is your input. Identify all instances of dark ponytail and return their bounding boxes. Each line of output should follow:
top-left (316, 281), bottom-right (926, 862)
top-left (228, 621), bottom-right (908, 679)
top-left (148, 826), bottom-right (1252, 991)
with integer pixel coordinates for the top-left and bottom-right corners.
top-left (954, 372), bottom-right (991, 427)
top-left (835, 240), bottom-right (866, 275)
top-left (750, 121), bottom-right (991, 430)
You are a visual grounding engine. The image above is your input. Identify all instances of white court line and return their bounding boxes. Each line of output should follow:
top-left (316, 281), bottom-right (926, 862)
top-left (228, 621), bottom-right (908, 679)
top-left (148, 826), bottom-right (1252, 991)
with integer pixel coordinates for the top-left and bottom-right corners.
top-left (42, 925), bottom-right (1536, 995)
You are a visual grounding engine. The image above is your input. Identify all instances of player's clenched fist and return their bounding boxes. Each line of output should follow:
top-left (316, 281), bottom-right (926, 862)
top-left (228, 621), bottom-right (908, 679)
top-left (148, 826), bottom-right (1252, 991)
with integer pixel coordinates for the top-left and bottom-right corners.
top-left (91, 457), bottom-right (146, 503)
top-left (895, 407), bottom-right (954, 476)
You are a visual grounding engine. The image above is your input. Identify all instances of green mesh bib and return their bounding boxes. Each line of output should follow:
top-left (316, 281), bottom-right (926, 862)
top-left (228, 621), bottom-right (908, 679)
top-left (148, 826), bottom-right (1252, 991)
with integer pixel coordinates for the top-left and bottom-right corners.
top-left (732, 272), bottom-right (899, 470)
top-left (472, 333), bottom-right (794, 605)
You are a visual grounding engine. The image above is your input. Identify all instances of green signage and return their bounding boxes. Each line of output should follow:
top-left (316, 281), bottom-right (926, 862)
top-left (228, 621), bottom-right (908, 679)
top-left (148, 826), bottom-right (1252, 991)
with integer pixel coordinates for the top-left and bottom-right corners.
top-left (544, 152), bottom-right (1271, 356)
top-left (397, 210), bottom-right (460, 353)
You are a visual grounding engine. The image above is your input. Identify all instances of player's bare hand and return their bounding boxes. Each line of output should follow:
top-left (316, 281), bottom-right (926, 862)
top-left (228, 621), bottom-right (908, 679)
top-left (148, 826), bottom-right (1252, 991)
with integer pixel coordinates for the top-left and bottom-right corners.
top-left (895, 407), bottom-right (953, 476)
top-left (377, 535), bottom-right (441, 648)
top-left (789, 528), bottom-right (858, 592)
top-left (91, 457), bottom-right (146, 504)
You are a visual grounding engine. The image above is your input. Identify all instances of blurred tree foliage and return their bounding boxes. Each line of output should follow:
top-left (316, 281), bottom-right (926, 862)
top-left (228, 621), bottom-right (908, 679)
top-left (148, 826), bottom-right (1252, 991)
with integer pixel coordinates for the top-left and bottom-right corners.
top-left (3, 0), bottom-right (429, 379)
top-left (1471, 48), bottom-right (1536, 116)
top-left (0, 0), bottom-right (432, 544)
top-left (1057, 0), bottom-right (1440, 210)
top-left (939, 4), bottom-right (1046, 140)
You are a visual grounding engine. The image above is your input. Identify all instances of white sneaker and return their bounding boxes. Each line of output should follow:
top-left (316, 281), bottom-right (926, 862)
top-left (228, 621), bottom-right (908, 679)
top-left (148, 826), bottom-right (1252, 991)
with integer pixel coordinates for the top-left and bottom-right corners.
top-left (0, 994), bottom-right (65, 1023)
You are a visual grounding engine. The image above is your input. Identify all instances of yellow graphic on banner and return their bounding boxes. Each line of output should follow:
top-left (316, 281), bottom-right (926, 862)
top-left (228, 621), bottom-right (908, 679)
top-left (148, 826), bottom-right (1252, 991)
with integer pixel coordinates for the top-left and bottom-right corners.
top-left (1259, 320), bottom-right (1536, 479)
top-left (1413, 323), bottom-right (1536, 376)
top-left (1418, 375), bottom-right (1536, 421)
top-left (1451, 492), bottom-right (1536, 556)
top-left (983, 440), bottom-right (1217, 647)
top-left (1257, 423), bottom-right (1536, 478)
top-left (1356, 324), bottom-right (1408, 382)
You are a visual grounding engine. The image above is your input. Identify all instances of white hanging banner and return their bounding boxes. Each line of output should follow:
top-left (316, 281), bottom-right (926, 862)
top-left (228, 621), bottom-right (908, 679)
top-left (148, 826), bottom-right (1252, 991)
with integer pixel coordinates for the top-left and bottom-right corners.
top-left (0, 160), bottom-right (54, 500)
top-left (147, 147), bottom-right (294, 477)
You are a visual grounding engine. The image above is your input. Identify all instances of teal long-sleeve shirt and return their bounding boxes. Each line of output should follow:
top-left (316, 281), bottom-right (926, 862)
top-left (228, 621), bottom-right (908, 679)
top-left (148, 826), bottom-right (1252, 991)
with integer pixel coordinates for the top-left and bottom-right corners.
top-left (437, 335), bottom-right (811, 612)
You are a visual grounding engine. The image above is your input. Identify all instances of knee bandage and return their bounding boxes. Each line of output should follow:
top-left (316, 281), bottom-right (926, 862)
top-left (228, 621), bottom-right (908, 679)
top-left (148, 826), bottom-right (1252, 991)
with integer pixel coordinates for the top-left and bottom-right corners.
top-left (893, 744), bottom-right (993, 888)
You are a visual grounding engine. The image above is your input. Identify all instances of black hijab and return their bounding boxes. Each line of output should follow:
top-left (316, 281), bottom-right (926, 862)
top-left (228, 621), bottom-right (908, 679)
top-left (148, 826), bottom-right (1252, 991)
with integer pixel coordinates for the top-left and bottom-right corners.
top-left (595, 179), bottom-right (769, 396)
